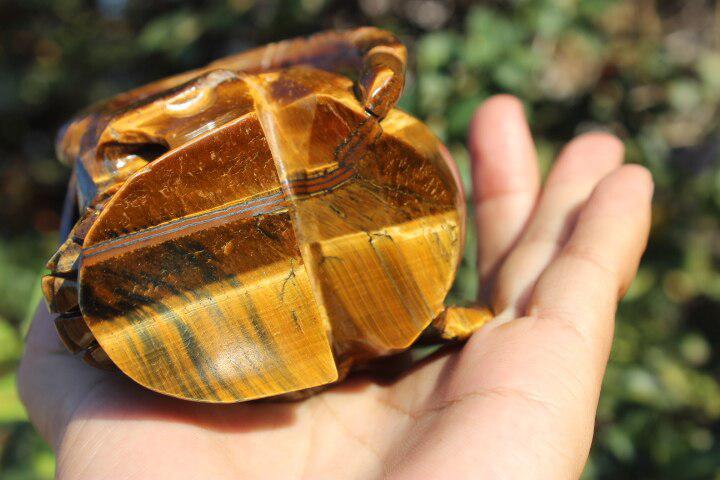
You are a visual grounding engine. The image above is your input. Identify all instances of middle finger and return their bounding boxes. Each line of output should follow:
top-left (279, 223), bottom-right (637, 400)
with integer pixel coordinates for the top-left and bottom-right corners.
top-left (490, 132), bottom-right (624, 315)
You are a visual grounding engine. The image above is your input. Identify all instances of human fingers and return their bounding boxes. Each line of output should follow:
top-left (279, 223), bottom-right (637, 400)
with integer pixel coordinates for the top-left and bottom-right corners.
top-left (491, 132), bottom-right (624, 315)
top-left (469, 95), bottom-right (540, 298)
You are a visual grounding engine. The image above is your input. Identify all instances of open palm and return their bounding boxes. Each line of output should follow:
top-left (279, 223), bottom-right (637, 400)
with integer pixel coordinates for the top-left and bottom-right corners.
top-left (19, 95), bottom-right (652, 479)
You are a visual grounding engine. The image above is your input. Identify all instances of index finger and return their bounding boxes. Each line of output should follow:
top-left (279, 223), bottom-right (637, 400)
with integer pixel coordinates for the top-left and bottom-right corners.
top-left (469, 95), bottom-right (540, 296)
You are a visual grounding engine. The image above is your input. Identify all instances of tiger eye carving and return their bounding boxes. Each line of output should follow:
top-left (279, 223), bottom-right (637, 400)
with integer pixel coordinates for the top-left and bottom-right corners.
top-left (43, 27), bottom-right (492, 403)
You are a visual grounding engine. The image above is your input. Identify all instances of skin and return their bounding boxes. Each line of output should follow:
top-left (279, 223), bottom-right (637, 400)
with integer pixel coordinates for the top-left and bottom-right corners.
top-left (18, 95), bottom-right (653, 479)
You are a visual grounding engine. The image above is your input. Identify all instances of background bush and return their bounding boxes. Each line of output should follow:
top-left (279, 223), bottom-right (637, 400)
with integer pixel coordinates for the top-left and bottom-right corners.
top-left (1, 0), bottom-right (719, 478)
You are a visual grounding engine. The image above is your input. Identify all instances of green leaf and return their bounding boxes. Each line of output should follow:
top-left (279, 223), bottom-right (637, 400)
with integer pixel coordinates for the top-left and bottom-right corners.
top-left (0, 373), bottom-right (27, 423)
top-left (417, 31), bottom-right (458, 71)
top-left (137, 11), bottom-right (203, 56)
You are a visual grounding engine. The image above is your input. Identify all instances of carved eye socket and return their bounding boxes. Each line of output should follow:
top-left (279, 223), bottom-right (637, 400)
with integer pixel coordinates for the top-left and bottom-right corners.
top-left (101, 141), bottom-right (169, 170)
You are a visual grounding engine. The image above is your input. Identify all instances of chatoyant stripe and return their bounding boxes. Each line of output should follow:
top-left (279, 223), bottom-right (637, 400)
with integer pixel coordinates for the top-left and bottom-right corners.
top-left (82, 193), bottom-right (287, 262)
top-left (286, 164), bottom-right (355, 194)
top-left (81, 163), bottom-right (355, 264)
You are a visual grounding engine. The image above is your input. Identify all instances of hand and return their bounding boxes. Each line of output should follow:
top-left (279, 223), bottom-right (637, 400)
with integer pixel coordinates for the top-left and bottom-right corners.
top-left (18, 95), bottom-right (652, 479)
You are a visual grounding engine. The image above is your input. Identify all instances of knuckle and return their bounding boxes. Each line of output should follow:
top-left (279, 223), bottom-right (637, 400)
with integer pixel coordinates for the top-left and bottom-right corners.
top-left (561, 243), bottom-right (619, 286)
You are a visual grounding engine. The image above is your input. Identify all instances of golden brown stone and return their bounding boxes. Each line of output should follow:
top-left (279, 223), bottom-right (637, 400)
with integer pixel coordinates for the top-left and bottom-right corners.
top-left (42, 27), bottom-right (491, 402)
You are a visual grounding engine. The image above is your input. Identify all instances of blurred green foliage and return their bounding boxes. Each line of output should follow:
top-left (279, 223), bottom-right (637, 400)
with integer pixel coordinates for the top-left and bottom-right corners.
top-left (1, 0), bottom-right (719, 478)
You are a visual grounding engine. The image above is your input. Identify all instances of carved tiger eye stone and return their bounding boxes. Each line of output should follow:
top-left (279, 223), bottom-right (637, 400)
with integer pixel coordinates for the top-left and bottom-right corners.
top-left (43, 27), bottom-right (492, 402)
